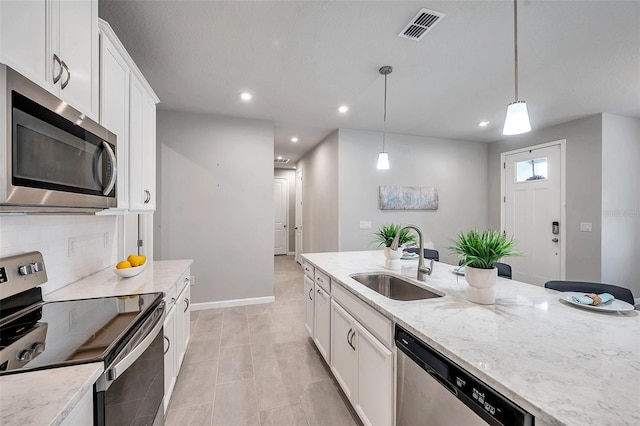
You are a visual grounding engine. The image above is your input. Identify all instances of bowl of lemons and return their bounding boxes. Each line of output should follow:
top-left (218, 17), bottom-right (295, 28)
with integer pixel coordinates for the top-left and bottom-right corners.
top-left (114, 255), bottom-right (147, 278)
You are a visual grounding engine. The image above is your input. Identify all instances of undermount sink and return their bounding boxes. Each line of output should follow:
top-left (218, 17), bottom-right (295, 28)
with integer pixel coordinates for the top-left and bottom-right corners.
top-left (350, 273), bottom-right (443, 301)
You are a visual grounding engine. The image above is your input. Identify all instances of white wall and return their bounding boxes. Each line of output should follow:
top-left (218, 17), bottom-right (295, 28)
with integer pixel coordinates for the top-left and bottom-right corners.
top-left (0, 215), bottom-right (118, 295)
top-left (601, 113), bottom-right (640, 296)
top-left (338, 129), bottom-right (489, 265)
top-left (296, 130), bottom-right (340, 253)
top-left (488, 114), bottom-right (603, 282)
top-left (154, 110), bottom-right (274, 304)
top-left (274, 168), bottom-right (296, 252)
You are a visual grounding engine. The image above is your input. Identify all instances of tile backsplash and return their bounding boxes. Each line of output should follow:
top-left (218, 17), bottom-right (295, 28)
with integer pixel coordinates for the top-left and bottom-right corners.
top-left (0, 215), bottom-right (118, 295)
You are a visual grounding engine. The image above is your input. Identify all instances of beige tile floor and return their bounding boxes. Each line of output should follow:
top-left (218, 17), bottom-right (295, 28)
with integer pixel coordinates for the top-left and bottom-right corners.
top-left (165, 255), bottom-right (359, 426)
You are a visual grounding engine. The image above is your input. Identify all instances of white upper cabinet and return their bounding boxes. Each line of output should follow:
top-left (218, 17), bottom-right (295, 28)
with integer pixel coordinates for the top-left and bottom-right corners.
top-left (0, 0), bottom-right (99, 120)
top-left (99, 26), bottom-right (130, 210)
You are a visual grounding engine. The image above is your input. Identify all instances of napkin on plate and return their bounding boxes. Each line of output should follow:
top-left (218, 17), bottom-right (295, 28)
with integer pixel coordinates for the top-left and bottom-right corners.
top-left (570, 292), bottom-right (614, 306)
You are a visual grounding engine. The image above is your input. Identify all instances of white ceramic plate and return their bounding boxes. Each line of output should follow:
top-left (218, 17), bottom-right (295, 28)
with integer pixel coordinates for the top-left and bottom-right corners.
top-left (559, 292), bottom-right (635, 312)
top-left (401, 253), bottom-right (419, 260)
top-left (452, 266), bottom-right (465, 275)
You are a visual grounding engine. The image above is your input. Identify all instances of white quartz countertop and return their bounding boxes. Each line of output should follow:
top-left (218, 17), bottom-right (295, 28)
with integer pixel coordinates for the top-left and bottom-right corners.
top-left (301, 251), bottom-right (640, 426)
top-left (45, 259), bottom-right (193, 301)
top-left (0, 260), bottom-right (192, 425)
top-left (0, 362), bottom-right (103, 426)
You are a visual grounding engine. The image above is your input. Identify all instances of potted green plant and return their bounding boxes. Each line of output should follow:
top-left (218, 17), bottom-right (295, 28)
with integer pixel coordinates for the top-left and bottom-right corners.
top-left (449, 229), bottom-right (521, 304)
top-left (373, 224), bottom-right (416, 270)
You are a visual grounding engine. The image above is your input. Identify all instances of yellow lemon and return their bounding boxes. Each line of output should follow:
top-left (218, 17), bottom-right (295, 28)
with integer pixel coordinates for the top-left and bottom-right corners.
top-left (128, 255), bottom-right (146, 267)
top-left (116, 260), bottom-right (132, 269)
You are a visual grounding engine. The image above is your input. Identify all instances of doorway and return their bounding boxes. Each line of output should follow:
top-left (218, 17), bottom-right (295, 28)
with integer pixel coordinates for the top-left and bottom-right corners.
top-left (274, 177), bottom-right (289, 255)
top-left (501, 140), bottom-right (566, 286)
top-left (295, 168), bottom-right (303, 264)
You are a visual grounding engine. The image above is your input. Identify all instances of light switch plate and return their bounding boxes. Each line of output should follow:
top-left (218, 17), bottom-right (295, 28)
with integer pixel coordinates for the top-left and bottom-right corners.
top-left (359, 221), bottom-right (372, 229)
top-left (580, 222), bottom-right (592, 232)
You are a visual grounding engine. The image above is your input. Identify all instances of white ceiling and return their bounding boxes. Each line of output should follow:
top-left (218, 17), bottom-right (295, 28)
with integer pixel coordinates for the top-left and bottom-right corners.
top-left (99, 1), bottom-right (640, 167)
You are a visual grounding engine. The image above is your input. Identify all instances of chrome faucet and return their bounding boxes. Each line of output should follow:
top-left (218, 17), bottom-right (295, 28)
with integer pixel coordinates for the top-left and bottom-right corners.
top-left (390, 224), bottom-right (433, 281)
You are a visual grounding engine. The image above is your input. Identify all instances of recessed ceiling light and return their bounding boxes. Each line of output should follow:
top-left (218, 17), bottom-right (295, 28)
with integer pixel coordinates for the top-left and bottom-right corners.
top-left (338, 105), bottom-right (349, 113)
top-left (478, 121), bottom-right (490, 127)
top-left (291, 137), bottom-right (299, 143)
top-left (240, 92), bottom-right (253, 101)
top-left (293, 166), bottom-right (296, 169)
top-left (277, 156), bottom-right (282, 160)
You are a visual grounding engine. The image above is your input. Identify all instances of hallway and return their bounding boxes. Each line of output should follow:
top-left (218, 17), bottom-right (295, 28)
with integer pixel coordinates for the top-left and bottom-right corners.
top-left (165, 255), bottom-right (358, 426)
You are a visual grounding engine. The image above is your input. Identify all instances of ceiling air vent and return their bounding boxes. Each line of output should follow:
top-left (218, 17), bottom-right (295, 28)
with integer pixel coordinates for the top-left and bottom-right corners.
top-left (398, 8), bottom-right (445, 41)
top-left (274, 157), bottom-right (290, 164)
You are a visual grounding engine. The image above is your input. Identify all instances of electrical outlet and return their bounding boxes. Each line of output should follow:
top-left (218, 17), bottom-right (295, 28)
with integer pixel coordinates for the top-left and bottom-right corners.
top-left (359, 221), bottom-right (372, 229)
top-left (190, 275), bottom-right (195, 286)
top-left (580, 222), bottom-right (592, 232)
top-left (68, 237), bottom-right (77, 257)
top-left (103, 232), bottom-right (109, 248)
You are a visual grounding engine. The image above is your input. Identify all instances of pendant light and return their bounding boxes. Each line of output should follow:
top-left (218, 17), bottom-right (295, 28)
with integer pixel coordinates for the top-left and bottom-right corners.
top-left (503, 0), bottom-right (531, 135)
top-left (376, 66), bottom-right (393, 170)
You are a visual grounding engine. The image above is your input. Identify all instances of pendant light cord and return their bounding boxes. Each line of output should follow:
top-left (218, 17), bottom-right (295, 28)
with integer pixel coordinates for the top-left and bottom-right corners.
top-left (382, 72), bottom-right (388, 152)
top-left (514, 0), bottom-right (519, 101)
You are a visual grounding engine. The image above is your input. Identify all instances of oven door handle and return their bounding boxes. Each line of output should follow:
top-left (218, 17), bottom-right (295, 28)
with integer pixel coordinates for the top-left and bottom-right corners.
top-left (102, 141), bottom-right (117, 196)
top-left (108, 302), bottom-right (165, 382)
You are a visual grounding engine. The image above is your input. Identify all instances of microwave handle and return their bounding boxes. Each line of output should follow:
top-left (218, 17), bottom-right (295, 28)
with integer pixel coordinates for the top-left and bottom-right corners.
top-left (102, 141), bottom-right (117, 196)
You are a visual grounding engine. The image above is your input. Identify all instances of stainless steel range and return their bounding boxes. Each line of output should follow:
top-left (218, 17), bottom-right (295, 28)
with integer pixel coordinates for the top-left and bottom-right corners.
top-left (0, 251), bottom-right (165, 425)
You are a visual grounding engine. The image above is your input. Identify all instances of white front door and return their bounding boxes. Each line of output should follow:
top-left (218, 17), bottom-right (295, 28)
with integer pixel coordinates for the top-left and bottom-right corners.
top-left (502, 142), bottom-right (564, 286)
top-left (274, 177), bottom-right (288, 255)
top-left (295, 168), bottom-right (303, 264)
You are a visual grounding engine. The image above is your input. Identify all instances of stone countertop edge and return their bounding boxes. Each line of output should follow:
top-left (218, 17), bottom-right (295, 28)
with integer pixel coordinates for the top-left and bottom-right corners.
top-left (0, 362), bottom-right (104, 426)
top-left (45, 259), bottom-right (194, 301)
top-left (301, 251), bottom-right (640, 426)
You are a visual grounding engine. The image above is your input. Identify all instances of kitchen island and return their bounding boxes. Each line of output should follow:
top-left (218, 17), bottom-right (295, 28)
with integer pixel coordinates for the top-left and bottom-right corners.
top-left (302, 251), bottom-right (640, 426)
top-left (0, 260), bottom-right (192, 426)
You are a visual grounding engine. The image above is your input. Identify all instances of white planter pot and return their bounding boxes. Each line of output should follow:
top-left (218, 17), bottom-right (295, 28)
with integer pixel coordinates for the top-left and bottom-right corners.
top-left (464, 266), bottom-right (497, 304)
top-left (383, 247), bottom-right (402, 270)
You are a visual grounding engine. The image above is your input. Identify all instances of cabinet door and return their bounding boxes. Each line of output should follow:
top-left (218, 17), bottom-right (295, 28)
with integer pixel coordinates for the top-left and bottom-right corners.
top-left (176, 280), bottom-right (191, 372)
top-left (99, 31), bottom-right (129, 209)
top-left (0, 0), bottom-right (51, 91)
top-left (304, 275), bottom-right (314, 337)
top-left (58, 0), bottom-right (98, 120)
top-left (129, 76), bottom-right (156, 212)
top-left (163, 302), bottom-right (177, 413)
top-left (330, 300), bottom-right (356, 401)
top-left (314, 285), bottom-right (331, 363)
top-left (354, 322), bottom-right (394, 426)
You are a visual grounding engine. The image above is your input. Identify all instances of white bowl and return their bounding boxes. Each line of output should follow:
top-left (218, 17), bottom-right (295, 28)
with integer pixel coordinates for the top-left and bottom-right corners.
top-left (113, 262), bottom-right (146, 278)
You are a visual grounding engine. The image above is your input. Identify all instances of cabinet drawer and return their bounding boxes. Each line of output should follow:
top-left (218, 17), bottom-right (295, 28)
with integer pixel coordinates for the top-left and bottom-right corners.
top-left (315, 270), bottom-right (330, 292)
top-left (332, 283), bottom-right (392, 349)
top-left (303, 261), bottom-right (314, 279)
top-left (176, 269), bottom-right (191, 294)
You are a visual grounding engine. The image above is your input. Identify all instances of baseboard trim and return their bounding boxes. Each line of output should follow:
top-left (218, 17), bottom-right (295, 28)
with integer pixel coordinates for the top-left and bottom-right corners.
top-left (287, 251), bottom-right (295, 256)
top-left (191, 296), bottom-right (275, 311)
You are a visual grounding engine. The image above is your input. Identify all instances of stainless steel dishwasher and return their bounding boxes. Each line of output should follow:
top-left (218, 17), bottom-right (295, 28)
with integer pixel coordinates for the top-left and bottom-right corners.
top-left (396, 325), bottom-right (534, 426)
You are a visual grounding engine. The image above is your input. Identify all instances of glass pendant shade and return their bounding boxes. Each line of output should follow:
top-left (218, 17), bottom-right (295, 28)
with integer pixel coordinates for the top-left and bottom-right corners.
top-left (376, 152), bottom-right (390, 170)
top-left (502, 101), bottom-right (531, 135)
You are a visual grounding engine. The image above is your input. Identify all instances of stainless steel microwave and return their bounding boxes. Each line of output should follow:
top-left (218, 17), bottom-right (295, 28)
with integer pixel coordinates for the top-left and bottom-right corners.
top-left (0, 65), bottom-right (117, 212)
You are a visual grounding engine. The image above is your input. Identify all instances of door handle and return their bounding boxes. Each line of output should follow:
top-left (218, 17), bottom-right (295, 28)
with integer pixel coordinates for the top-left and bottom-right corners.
top-left (144, 190), bottom-right (151, 204)
top-left (61, 60), bottom-right (70, 89)
top-left (308, 288), bottom-right (313, 300)
top-left (52, 54), bottom-right (63, 84)
top-left (283, 225), bottom-right (287, 228)
top-left (102, 142), bottom-right (117, 195)
top-left (552, 238), bottom-right (559, 243)
top-left (163, 336), bottom-right (170, 355)
top-left (349, 329), bottom-right (356, 350)
top-left (346, 329), bottom-right (353, 348)
top-left (184, 298), bottom-right (190, 313)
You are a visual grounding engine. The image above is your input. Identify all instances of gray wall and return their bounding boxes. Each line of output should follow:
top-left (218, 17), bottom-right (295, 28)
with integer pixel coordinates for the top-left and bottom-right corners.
top-left (274, 168), bottom-right (296, 252)
top-left (296, 130), bottom-right (339, 253)
top-left (488, 115), bottom-right (603, 282)
top-left (338, 129), bottom-right (489, 265)
top-left (601, 114), bottom-right (640, 295)
top-left (155, 109), bottom-right (274, 304)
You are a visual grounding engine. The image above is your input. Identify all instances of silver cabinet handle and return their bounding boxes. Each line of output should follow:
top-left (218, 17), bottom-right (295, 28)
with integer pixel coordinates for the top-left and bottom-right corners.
top-left (308, 288), bottom-right (313, 301)
top-left (163, 336), bottom-right (170, 355)
top-left (144, 190), bottom-right (151, 204)
top-left (347, 329), bottom-right (353, 348)
top-left (171, 297), bottom-right (176, 305)
top-left (52, 54), bottom-right (63, 84)
top-left (184, 298), bottom-right (190, 313)
top-left (552, 238), bottom-right (559, 243)
top-left (102, 141), bottom-right (117, 195)
top-left (61, 60), bottom-right (70, 89)
top-left (349, 330), bottom-right (356, 350)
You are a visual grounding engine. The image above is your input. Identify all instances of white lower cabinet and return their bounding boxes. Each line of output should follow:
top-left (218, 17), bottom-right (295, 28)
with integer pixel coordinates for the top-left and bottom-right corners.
top-left (175, 278), bottom-right (191, 370)
top-left (60, 387), bottom-right (93, 426)
top-left (163, 297), bottom-right (177, 413)
top-left (314, 285), bottom-right (331, 363)
top-left (304, 275), bottom-right (314, 337)
top-left (330, 299), bottom-right (394, 426)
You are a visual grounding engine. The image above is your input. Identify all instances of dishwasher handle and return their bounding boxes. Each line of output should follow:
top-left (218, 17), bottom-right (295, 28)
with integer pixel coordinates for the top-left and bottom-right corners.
top-left (424, 366), bottom-right (458, 396)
